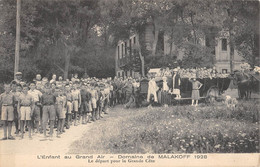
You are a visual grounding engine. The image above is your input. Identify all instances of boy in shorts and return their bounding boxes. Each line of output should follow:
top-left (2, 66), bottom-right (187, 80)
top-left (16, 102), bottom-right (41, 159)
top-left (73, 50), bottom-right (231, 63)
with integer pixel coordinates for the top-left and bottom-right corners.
top-left (12, 82), bottom-right (22, 135)
top-left (41, 84), bottom-right (56, 140)
top-left (18, 85), bottom-right (34, 139)
top-left (80, 84), bottom-right (91, 124)
top-left (89, 85), bottom-right (98, 121)
top-left (0, 84), bottom-right (15, 140)
top-left (28, 82), bottom-right (42, 133)
top-left (71, 83), bottom-right (81, 126)
top-left (56, 88), bottom-right (66, 137)
top-left (85, 84), bottom-right (92, 123)
top-left (65, 85), bottom-right (72, 128)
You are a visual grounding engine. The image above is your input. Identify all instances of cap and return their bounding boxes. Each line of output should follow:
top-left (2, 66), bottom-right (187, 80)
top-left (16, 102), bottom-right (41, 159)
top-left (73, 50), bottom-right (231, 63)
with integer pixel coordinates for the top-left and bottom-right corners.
top-left (42, 77), bottom-right (48, 82)
top-left (15, 72), bottom-right (22, 75)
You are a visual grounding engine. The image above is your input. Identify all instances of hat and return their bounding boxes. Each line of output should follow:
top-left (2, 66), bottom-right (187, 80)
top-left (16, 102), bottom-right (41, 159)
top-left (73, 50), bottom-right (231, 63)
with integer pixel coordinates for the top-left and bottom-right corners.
top-left (173, 68), bottom-right (178, 72)
top-left (98, 83), bottom-right (105, 87)
top-left (42, 77), bottom-right (48, 82)
top-left (15, 72), bottom-right (22, 75)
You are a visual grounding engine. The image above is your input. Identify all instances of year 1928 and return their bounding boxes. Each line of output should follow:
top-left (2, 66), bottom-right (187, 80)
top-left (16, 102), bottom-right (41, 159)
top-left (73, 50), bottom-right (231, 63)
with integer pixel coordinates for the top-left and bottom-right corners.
top-left (194, 155), bottom-right (207, 159)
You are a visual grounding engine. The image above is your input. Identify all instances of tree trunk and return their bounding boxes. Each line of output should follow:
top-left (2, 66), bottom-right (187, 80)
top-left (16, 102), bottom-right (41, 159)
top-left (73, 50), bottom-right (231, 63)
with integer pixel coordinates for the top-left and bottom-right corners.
top-left (190, 13), bottom-right (197, 44)
top-left (151, 20), bottom-right (159, 57)
top-left (152, 26), bottom-right (159, 56)
top-left (252, 33), bottom-right (259, 66)
top-left (229, 30), bottom-right (234, 73)
top-left (14, 0), bottom-right (21, 79)
top-left (64, 49), bottom-right (70, 80)
top-left (169, 27), bottom-right (174, 56)
top-left (140, 53), bottom-right (145, 77)
top-left (136, 36), bottom-right (145, 77)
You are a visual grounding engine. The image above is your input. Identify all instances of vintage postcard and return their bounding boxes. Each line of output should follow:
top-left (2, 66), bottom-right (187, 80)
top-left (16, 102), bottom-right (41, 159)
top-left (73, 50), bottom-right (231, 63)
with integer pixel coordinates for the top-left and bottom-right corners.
top-left (0, 0), bottom-right (259, 167)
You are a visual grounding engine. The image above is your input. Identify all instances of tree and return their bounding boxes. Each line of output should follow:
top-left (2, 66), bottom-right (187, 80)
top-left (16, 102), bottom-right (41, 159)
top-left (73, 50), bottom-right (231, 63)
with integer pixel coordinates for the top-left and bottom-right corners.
top-left (219, 0), bottom-right (259, 69)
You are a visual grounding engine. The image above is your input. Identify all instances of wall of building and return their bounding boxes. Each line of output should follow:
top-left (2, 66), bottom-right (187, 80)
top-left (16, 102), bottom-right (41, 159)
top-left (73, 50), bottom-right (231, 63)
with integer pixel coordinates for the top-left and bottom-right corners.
top-left (215, 37), bottom-right (244, 73)
top-left (116, 27), bottom-right (245, 76)
top-left (115, 34), bottom-right (140, 78)
top-left (163, 32), bottom-right (244, 73)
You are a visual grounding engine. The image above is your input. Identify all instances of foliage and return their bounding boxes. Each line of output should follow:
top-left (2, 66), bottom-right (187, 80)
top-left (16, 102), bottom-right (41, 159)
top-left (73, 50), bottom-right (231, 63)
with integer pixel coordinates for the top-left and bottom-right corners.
top-left (0, 0), bottom-right (114, 82)
top-left (0, 0), bottom-right (259, 81)
top-left (108, 100), bottom-right (259, 153)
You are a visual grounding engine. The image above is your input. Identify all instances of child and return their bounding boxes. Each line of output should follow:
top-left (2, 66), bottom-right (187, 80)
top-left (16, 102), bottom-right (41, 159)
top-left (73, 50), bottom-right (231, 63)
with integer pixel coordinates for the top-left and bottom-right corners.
top-left (80, 84), bottom-right (89, 124)
top-left (41, 84), bottom-right (56, 140)
top-left (28, 82), bottom-right (42, 134)
top-left (12, 82), bottom-right (22, 135)
top-left (89, 85), bottom-right (98, 121)
top-left (65, 85), bottom-right (72, 128)
top-left (0, 84), bottom-right (15, 140)
top-left (85, 84), bottom-right (92, 123)
top-left (189, 78), bottom-right (203, 106)
top-left (55, 89), bottom-right (66, 137)
top-left (18, 85), bottom-right (34, 139)
top-left (71, 83), bottom-right (81, 126)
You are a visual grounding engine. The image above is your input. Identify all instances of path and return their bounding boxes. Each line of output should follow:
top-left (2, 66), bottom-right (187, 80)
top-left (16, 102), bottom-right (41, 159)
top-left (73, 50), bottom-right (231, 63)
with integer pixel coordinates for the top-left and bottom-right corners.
top-left (0, 105), bottom-right (128, 155)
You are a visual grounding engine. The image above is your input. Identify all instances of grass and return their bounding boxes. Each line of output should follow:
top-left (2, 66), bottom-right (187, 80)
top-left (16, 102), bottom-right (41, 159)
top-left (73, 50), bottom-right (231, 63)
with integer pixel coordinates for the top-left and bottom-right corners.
top-left (68, 100), bottom-right (259, 154)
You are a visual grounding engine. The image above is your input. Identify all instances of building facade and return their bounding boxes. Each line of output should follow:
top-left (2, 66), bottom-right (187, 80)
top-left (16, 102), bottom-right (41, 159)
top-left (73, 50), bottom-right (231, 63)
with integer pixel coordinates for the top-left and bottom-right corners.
top-left (115, 25), bottom-right (244, 78)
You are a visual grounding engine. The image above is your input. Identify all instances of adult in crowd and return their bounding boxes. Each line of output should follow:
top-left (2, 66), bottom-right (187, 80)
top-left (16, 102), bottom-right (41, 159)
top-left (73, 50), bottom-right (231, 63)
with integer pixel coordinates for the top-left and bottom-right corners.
top-left (147, 75), bottom-right (159, 103)
top-left (50, 74), bottom-right (57, 84)
top-left (189, 78), bottom-right (203, 106)
top-left (171, 68), bottom-right (181, 99)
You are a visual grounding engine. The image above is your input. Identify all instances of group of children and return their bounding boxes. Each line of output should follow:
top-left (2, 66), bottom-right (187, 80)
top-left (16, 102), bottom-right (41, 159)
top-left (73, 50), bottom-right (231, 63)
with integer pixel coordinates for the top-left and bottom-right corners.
top-left (0, 74), bottom-right (111, 140)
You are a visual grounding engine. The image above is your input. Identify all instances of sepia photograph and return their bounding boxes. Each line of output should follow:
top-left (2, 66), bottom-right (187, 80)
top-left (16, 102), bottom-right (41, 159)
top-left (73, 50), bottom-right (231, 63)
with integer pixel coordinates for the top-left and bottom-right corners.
top-left (0, 0), bottom-right (259, 167)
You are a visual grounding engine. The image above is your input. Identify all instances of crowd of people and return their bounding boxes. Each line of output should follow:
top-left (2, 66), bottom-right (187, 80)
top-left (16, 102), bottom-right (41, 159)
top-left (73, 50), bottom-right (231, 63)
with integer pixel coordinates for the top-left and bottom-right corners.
top-left (1, 64), bottom-right (257, 140)
top-left (152, 66), bottom-right (229, 79)
top-left (0, 73), bottom-right (119, 141)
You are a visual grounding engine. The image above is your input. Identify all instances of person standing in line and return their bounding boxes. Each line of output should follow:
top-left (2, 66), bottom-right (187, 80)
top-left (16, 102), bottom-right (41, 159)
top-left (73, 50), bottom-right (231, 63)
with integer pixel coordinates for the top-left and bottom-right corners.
top-left (80, 84), bottom-right (88, 124)
top-left (56, 76), bottom-right (64, 88)
top-left (96, 85), bottom-right (103, 120)
top-left (85, 83), bottom-right (92, 123)
top-left (60, 89), bottom-right (67, 133)
top-left (41, 84), bottom-right (56, 140)
top-left (14, 84), bottom-right (23, 134)
top-left (35, 74), bottom-right (44, 91)
top-left (0, 84), bottom-right (15, 140)
top-left (109, 81), bottom-right (116, 107)
top-left (71, 73), bottom-right (80, 83)
top-left (55, 88), bottom-right (66, 137)
top-left (50, 74), bottom-right (57, 84)
top-left (41, 77), bottom-right (49, 89)
top-left (102, 83), bottom-right (110, 114)
top-left (10, 81), bottom-right (19, 135)
top-left (28, 82), bottom-right (42, 134)
top-left (13, 72), bottom-right (23, 85)
top-left (124, 79), bottom-right (133, 104)
top-left (18, 85), bottom-right (34, 139)
top-left (189, 78), bottom-right (203, 106)
top-left (65, 85), bottom-right (73, 129)
top-left (71, 82), bottom-right (81, 126)
top-left (89, 85), bottom-right (98, 122)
